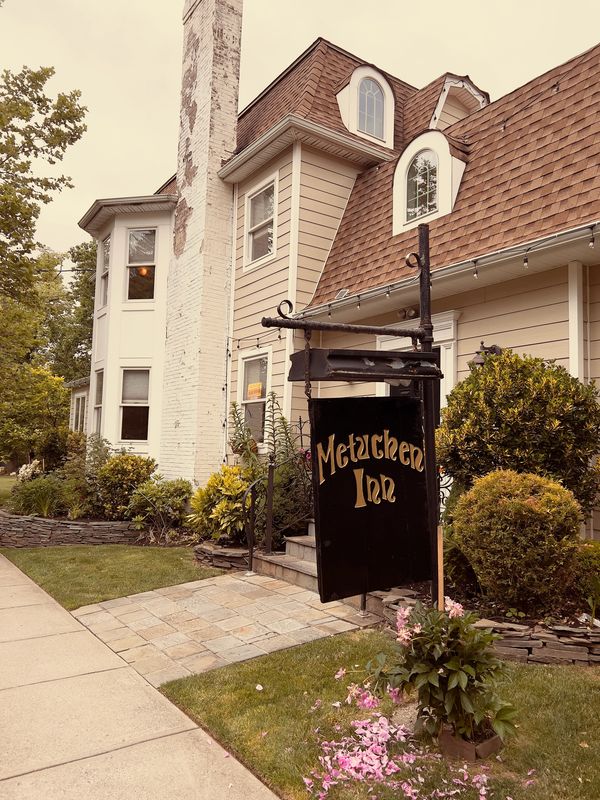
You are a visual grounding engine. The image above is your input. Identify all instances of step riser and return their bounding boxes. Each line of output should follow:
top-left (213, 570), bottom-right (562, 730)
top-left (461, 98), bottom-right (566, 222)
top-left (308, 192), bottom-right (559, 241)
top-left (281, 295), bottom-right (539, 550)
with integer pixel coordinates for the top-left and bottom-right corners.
top-left (286, 541), bottom-right (316, 562)
top-left (254, 557), bottom-right (318, 592)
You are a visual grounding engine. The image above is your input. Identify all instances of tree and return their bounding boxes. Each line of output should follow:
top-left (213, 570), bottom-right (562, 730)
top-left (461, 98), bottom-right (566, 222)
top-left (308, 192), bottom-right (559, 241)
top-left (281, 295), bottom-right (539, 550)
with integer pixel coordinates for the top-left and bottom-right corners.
top-left (0, 66), bottom-right (86, 303)
top-left (61, 240), bottom-right (96, 380)
top-left (437, 350), bottom-right (600, 513)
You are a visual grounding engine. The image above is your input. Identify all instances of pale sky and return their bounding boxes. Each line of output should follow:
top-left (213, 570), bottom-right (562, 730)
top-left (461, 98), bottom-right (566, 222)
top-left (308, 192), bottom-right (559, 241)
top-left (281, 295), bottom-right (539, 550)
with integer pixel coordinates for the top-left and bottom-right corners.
top-left (2, 0), bottom-right (600, 254)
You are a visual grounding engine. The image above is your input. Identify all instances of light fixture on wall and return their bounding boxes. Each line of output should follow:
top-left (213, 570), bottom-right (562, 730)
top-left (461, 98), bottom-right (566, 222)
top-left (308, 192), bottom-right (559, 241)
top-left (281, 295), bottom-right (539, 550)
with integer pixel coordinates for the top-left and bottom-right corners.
top-left (470, 341), bottom-right (503, 368)
top-left (473, 260), bottom-right (479, 279)
top-left (405, 306), bottom-right (418, 319)
top-left (589, 227), bottom-right (595, 249)
top-left (357, 295), bottom-right (361, 309)
top-left (386, 286), bottom-right (391, 298)
top-left (523, 249), bottom-right (530, 269)
top-left (327, 304), bottom-right (332, 318)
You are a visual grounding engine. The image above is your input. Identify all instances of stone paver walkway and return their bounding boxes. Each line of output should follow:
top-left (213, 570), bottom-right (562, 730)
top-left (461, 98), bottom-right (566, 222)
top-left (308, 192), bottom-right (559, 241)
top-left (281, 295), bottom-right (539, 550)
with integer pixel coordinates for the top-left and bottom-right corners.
top-left (0, 554), bottom-right (277, 800)
top-left (73, 572), bottom-right (379, 686)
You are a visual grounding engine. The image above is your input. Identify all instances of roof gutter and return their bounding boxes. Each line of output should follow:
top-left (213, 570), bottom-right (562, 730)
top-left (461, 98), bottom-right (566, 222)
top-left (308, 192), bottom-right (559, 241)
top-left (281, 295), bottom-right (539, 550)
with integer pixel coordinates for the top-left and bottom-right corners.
top-left (219, 114), bottom-right (395, 182)
top-left (78, 194), bottom-right (177, 232)
top-left (299, 219), bottom-right (600, 318)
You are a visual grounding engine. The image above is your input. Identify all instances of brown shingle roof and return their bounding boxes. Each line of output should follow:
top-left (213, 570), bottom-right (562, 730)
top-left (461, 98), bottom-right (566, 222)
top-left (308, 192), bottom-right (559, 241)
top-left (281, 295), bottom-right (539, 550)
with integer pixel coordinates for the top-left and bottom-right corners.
top-left (311, 42), bottom-right (600, 307)
top-left (236, 38), bottom-right (417, 154)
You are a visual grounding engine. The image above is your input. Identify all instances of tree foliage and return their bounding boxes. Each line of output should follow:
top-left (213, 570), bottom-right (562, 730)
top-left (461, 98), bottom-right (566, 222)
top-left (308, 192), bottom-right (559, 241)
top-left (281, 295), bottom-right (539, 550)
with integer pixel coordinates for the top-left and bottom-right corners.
top-left (0, 66), bottom-right (86, 303)
top-left (437, 351), bottom-right (600, 512)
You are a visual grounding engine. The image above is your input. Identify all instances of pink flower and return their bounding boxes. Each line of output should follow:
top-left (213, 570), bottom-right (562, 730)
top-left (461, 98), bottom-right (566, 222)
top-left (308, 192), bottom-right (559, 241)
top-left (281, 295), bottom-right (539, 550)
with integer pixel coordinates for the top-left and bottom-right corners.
top-left (396, 606), bottom-right (412, 632)
top-left (411, 623), bottom-right (422, 635)
top-left (356, 689), bottom-right (380, 710)
top-left (334, 667), bottom-right (347, 680)
top-left (387, 686), bottom-right (402, 704)
top-left (444, 596), bottom-right (464, 618)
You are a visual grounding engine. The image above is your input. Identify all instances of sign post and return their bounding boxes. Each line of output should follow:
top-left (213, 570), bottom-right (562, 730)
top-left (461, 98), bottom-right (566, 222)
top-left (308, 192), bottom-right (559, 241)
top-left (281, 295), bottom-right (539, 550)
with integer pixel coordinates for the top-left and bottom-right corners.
top-left (262, 224), bottom-right (442, 606)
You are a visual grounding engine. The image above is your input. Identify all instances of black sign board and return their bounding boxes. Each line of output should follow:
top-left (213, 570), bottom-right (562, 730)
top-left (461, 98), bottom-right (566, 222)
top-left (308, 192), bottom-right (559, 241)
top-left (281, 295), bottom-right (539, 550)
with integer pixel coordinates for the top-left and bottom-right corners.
top-left (309, 396), bottom-right (431, 603)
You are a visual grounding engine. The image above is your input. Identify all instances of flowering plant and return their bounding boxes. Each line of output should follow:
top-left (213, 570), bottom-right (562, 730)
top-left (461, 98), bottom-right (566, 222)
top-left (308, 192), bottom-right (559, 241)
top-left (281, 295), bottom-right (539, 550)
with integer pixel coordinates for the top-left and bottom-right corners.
top-left (17, 460), bottom-right (41, 482)
top-left (368, 599), bottom-right (517, 742)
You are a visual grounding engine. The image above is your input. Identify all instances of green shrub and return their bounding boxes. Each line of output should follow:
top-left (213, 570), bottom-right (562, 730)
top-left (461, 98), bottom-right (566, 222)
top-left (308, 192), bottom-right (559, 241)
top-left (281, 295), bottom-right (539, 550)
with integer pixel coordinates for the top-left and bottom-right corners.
top-left (127, 476), bottom-right (193, 541)
top-left (9, 475), bottom-right (66, 518)
top-left (574, 541), bottom-right (600, 618)
top-left (437, 351), bottom-right (600, 513)
top-left (96, 453), bottom-right (156, 520)
top-left (368, 601), bottom-right (516, 742)
top-left (187, 465), bottom-right (251, 545)
top-left (452, 469), bottom-right (581, 613)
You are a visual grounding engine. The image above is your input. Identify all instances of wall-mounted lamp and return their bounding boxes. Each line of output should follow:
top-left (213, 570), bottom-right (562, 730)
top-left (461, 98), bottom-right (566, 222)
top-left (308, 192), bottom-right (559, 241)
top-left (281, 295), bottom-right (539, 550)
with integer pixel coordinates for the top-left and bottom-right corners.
top-left (470, 340), bottom-right (503, 368)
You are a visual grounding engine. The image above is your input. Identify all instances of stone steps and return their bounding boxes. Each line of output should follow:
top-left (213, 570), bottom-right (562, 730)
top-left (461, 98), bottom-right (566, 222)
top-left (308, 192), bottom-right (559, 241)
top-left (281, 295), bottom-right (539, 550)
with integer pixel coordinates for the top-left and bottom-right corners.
top-left (252, 551), bottom-right (318, 592)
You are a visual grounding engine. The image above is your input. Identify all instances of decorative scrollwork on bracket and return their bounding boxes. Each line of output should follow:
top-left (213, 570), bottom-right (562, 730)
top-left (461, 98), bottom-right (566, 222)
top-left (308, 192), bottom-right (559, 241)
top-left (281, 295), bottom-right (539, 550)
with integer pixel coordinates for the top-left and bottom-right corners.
top-left (277, 299), bottom-right (294, 319)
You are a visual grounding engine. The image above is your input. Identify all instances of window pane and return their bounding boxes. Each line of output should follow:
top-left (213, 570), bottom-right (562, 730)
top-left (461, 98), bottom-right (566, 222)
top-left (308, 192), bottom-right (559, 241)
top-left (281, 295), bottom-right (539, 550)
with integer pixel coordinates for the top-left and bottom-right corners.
top-left (407, 150), bottom-right (438, 220)
top-left (244, 402), bottom-right (265, 443)
top-left (102, 235), bottom-right (110, 270)
top-left (128, 266), bottom-right (155, 300)
top-left (250, 223), bottom-right (273, 261)
top-left (95, 407), bottom-right (102, 434)
top-left (358, 78), bottom-right (384, 139)
top-left (121, 406), bottom-right (149, 440)
top-left (101, 273), bottom-right (109, 306)
top-left (128, 229), bottom-right (156, 264)
top-left (243, 357), bottom-right (267, 401)
top-left (122, 369), bottom-right (149, 403)
top-left (250, 185), bottom-right (274, 228)
top-left (95, 371), bottom-right (104, 406)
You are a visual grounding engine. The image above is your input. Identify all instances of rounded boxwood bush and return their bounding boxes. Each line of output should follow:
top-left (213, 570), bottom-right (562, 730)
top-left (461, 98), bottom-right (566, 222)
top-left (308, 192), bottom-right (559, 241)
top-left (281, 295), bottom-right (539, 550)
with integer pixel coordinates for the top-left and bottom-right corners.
top-left (452, 469), bottom-right (581, 613)
top-left (437, 351), bottom-right (600, 513)
top-left (96, 453), bottom-right (156, 520)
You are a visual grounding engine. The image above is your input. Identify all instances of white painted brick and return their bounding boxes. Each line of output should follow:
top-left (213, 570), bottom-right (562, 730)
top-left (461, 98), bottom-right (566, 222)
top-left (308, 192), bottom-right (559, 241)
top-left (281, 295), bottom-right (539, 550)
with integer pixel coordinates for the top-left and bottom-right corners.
top-left (160, 0), bottom-right (242, 485)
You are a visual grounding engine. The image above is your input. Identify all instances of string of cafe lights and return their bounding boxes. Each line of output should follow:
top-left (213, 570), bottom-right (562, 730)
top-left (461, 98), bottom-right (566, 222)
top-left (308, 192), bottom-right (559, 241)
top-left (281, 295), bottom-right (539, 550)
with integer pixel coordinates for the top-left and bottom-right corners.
top-left (471, 223), bottom-right (596, 280)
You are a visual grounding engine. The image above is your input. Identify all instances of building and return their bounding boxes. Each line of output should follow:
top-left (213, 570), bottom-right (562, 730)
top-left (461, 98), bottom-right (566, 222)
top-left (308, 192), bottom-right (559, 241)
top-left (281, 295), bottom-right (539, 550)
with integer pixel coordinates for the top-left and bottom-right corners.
top-left (75, 0), bottom-right (600, 533)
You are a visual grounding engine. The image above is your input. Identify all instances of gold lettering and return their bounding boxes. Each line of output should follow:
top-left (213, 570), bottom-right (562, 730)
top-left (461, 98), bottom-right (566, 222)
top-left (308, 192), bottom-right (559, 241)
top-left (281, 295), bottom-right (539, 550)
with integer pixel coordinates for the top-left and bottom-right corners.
top-left (336, 442), bottom-right (349, 470)
top-left (356, 435), bottom-right (369, 460)
top-left (381, 474), bottom-right (396, 502)
top-left (385, 430), bottom-right (398, 461)
top-left (366, 475), bottom-right (381, 504)
top-left (411, 444), bottom-right (424, 472)
top-left (399, 441), bottom-right (410, 466)
top-left (353, 468), bottom-right (366, 508)
top-left (348, 434), bottom-right (358, 463)
top-left (316, 434), bottom-right (336, 484)
top-left (371, 434), bottom-right (383, 459)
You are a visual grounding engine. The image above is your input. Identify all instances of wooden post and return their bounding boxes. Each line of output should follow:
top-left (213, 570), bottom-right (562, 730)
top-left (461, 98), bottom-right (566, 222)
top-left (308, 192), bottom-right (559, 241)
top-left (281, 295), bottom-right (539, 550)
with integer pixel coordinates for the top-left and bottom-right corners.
top-left (437, 525), bottom-right (444, 609)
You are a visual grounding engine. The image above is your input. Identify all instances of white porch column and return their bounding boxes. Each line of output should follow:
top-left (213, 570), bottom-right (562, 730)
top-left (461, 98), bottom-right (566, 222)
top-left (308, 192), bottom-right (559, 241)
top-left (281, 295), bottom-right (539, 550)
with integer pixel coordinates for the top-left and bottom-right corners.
top-left (568, 260), bottom-right (584, 379)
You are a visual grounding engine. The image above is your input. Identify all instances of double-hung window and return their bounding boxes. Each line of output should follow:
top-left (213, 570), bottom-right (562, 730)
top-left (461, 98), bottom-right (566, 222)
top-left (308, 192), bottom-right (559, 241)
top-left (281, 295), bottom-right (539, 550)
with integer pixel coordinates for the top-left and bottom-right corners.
top-left (94, 370), bottom-right (104, 434)
top-left (121, 369), bottom-right (150, 441)
top-left (73, 395), bottom-right (86, 433)
top-left (100, 235), bottom-right (110, 306)
top-left (247, 182), bottom-right (275, 263)
top-left (241, 355), bottom-right (268, 443)
top-left (127, 229), bottom-right (156, 300)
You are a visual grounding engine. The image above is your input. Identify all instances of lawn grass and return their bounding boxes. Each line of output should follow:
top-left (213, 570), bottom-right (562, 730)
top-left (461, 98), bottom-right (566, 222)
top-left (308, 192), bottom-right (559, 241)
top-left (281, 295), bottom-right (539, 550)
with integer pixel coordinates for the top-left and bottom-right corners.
top-left (0, 544), bottom-right (223, 609)
top-left (161, 629), bottom-right (600, 800)
top-left (0, 475), bottom-right (16, 507)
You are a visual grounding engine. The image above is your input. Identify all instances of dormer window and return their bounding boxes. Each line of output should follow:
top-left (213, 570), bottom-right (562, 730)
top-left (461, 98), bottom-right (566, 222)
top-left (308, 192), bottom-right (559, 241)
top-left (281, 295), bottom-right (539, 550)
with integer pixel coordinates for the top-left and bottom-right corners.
top-left (406, 150), bottom-right (438, 221)
top-left (336, 66), bottom-right (395, 149)
top-left (358, 78), bottom-right (384, 140)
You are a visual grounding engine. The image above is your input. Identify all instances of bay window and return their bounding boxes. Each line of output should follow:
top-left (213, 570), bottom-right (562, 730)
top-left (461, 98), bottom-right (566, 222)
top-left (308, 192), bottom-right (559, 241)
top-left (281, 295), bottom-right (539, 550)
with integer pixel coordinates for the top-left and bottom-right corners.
top-left (127, 229), bottom-right (156, 300)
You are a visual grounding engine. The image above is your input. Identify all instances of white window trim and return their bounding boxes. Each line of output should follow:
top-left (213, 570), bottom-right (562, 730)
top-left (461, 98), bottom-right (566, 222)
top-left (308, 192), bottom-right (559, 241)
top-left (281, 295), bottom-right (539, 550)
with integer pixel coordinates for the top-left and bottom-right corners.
top-left (93, 369), bottom-right (104, 435)
top-left (119, 367), bottom-right (151, 443)
top-left (243, 173), bottom-right (278, 271)
top-left (429, 77), bottom-right (488, 130)
top-left (125, 227), bottom-right (157, 302)
top-left (336, 65), bottom-right (395, 150)
top-left (376, 311), bottom-right (460, 408)
top-left (72, 392), bottom-right (87, 433)
top-left (99, 234), bottom-right (110, 308)
top-left (392, 130), bottom-right (466, 235)
top-left (236, 346), bottom-right (273, 451)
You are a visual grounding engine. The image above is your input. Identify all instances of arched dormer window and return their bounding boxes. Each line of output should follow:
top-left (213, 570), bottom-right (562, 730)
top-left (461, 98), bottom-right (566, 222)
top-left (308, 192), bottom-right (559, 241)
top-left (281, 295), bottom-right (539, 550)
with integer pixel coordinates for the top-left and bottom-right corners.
top-left (336, 66), bottom-right (395, 149)
top-left (358, 78), bottom-right (384, 140)
top-left (406, 150), bottom-right (438, 221)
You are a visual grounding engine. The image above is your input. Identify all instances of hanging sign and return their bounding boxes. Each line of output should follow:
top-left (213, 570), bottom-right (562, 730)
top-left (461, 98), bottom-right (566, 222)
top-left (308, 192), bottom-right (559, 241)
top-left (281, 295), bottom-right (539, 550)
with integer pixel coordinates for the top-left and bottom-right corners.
top-left (309, 396), bottom-right (431, 603)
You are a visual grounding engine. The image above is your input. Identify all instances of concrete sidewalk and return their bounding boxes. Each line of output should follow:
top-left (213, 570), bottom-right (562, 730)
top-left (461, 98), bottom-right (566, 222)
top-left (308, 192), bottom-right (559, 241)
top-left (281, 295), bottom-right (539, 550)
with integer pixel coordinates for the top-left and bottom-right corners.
top-left (0, 554), bottom-right (277, 799)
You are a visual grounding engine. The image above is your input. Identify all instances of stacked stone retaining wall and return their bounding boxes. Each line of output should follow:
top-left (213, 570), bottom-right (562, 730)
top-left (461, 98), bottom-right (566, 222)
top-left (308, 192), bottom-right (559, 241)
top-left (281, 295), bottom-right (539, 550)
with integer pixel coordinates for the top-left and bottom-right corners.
top-left (0, 511), bottom-right (140, 547)
top-left (383, 598), bottom-right (600, 667)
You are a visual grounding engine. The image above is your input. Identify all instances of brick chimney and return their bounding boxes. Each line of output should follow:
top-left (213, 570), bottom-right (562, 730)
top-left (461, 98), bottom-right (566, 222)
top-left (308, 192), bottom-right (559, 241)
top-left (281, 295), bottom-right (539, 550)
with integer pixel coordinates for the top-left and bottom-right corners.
top-left (160, 0), bottom-right (243, 483)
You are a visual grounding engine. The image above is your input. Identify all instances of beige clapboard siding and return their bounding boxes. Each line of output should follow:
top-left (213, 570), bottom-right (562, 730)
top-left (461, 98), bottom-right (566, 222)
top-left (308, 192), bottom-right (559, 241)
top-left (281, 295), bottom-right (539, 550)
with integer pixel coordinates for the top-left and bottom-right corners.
top-left (230, 148), bottom-right (293, 411)
top-left (296, 147), bottom-right (358, 309)
top-left (585, 261), bottom-right (600, 388)
top-left (437, 96), bottom-right (469, 129)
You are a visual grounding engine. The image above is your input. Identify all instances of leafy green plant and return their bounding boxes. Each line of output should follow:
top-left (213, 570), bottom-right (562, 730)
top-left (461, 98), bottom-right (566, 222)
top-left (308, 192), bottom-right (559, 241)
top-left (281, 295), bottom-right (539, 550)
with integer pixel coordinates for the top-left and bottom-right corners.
top-left (95, 453), bottom-right (156, 520)
top-left (9, 474), bottom-right (66, 518)
top-left (187, 465), bottom-right (251, 545)
top-left (452, 470), bottom-right (581, 613)
top-left (127, 476), bottom-right (193, 542)
top-left (368, 601), bottom-right (517, 743)
top-left (437, 351), bottom-right (600, 513)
